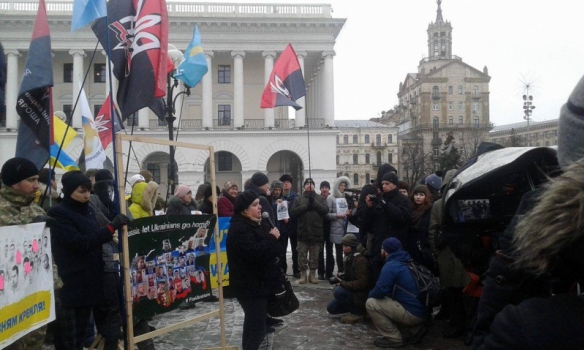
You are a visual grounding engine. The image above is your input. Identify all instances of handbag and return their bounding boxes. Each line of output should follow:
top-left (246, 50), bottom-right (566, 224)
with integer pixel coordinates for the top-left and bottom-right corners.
top-left (267, 275), bottom-right (299, 317)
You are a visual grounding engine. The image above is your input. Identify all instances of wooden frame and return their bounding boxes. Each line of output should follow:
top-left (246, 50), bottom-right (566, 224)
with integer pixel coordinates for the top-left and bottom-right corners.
top-left (114, 134), bottom-right (237, 350)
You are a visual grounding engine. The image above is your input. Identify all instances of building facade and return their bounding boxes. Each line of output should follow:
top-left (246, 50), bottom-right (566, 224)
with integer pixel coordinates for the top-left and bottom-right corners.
top-left (0, 1), bottom-right (345, 194)
top-left (334, 120), bottom-right (398, 189)
top-left (489, 119), bottom-right (558, 147)
top-left (381, 1), bottom-right (492, 185)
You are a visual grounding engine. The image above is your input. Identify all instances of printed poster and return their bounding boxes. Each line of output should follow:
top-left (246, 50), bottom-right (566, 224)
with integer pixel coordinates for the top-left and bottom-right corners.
top-left (208, 217), bottom-right (230, 289)
top-left (336, 198), bottom-right (348, 216)
top-left (0, 223), bottom-right (55, 348)
top-left (276, 201), bottom-right (289, 221)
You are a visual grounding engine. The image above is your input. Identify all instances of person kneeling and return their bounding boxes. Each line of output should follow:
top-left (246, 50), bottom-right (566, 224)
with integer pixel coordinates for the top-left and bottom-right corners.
top-left (326, 234), bottom-right (373, 324)
top-left (366, 238), bottom-right (428, 348)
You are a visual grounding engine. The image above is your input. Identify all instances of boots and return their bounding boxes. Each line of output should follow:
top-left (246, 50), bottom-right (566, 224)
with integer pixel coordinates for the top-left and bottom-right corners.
top-left (298, 270), bottom-right (307, 284)
top-left (309, 270), bottom-right (319, 284)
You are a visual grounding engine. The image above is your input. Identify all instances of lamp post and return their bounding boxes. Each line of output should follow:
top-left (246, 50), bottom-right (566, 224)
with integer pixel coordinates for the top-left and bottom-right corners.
top-left (523, 91), bottom-right (535, 146)
top-left (166, 45), bottom-right (190, 195)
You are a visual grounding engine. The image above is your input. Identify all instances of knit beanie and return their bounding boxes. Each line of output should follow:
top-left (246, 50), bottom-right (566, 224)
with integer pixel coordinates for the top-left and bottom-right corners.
top-left (62, 171), bottom-right (91, 197)
top-left (425, 174), bottom-right (442, 191)
top-left (304, 178), bottom-right (315, 186)
top-left (381, 172), bottom-right (399, 186)
top-left (558, 74), bottom-right (584, 167)
top-left (224, 181), bottom-right (238, 191)
top-left (1, 157), bottom-right (39, 186)
top-left (279, 174), bottom-right (293, 183)
top-left (174, 184), bottom-right (192, 199)
top-left (341, 234), bottom-right (359, 247)
top-left (382, 237), bottom-right (402, 254)
top-left (94, 169), bottom-right (114, 182)
top-left (129, 174), bottom-right (145, 188)
top-left (234, 190), bottom-right (259, 213)
top-left (320, 181), bottom-right (331, 190)
top-left (250, 172), bottom-right (269, 187)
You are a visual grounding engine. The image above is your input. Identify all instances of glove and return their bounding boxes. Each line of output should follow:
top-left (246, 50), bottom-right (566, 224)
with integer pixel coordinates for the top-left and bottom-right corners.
top-left (31, 215), bottom-right (57, 228)
top-left (111, 214), bottom-right (130, 231)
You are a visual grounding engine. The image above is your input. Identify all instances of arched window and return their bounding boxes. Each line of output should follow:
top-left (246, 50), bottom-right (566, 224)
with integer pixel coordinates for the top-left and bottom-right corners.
top-left (354, 173), bottom-right (359, 186)
top-left (365, 173), bottom-right (371, 185)
top-left (432, 86), bottom-right (440, 100)
top-left (353, 135), bottom-right (358, 144)
top-left (433, 117), bottom-right (439, 128)
top-left (376, 134), bottom-right (381, 146)
top-left (387, 134), bottom-right (393, 144)
top-left (364, 134), bottom-right (370, 144)
top-left (376, 152), bottom-right (382, 166)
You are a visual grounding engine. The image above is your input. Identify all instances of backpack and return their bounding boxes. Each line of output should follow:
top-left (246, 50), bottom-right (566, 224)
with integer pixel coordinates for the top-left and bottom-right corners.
top-left (394, 260), bottom-right (443, 307)
top-left (351, 253), bottom-right (379, 289)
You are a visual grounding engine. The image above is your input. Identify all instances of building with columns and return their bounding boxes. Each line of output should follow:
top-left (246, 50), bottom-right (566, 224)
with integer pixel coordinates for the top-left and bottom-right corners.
top-left (0, 1), bottom-right (345, 195)
top-left (489, 119), bottom-right (558, 147)
top-left (380, 0), bottom-right (492, 185)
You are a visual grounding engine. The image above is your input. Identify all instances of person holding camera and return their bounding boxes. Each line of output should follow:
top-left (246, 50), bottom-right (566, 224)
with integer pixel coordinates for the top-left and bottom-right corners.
top-left (326, 234), bottom-right (373, 324)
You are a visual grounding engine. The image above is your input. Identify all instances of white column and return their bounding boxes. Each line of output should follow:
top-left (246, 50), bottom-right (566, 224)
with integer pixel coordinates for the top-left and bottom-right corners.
top-left (174, 84), bottom-right (184, 129)
top-left (138, 108), bottom-right (150, 129)
top-left (295, 50), bottom-right (307, 129)
top-left (101, 50), bottom-right (118, 98)
top-left (5, 49), bottom-right (20, 130)
top-left (262, 50), bottom-right (275, 128)
top-left (322, 50), bottom-right (335, 127)
top-left (70, 49), bottom-right (86, 129)
top-left (231, 50), bottom-right (245, 129)
top-left (202, 51), bottom-right (214, 129)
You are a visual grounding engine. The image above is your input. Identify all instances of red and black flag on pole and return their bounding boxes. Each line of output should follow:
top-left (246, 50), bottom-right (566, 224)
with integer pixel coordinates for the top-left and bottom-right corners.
top-left (92, 0), bottom-right (169, 121)
top-left (261, 44), bottom-right (305, 110)
top-left (15, 0), bottom-right (53, 169)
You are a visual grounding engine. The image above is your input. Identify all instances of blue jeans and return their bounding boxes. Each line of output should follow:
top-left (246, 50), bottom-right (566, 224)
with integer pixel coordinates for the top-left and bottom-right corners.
top-left (326, 286), bottom-right (364, 316)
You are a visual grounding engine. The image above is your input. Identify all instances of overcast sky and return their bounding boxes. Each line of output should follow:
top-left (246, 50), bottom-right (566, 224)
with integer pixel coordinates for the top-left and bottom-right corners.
top-left (207, 0), bottom-right (584, 126)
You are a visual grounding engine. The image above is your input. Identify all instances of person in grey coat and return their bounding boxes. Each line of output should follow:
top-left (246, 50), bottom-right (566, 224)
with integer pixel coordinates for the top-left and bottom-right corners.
top-left (326, 176), bottom-right (353, 274)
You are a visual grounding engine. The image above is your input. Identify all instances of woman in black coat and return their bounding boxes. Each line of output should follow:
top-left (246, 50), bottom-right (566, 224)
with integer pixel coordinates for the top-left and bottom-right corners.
top-left (226, 190), bottom-right (283, 350)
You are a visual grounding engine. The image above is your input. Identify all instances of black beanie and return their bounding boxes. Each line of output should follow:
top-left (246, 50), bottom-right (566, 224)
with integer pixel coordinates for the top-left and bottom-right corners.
top-left (304, 178), bottom-right (315, 186)
top-left (1, 157), bottom-right (39, 186)
top-left (279, 174), bottom-right (293, 183)
top-left (320, 181), bottom-right (331, 189)
top-left (94, 169), bottom-right (114, 183)
top-left (382, 172), bottom-right (399, 186)
top-left (234, 190), bottom-right (259, 213)
top-left (250, 172), bottom-right (269, 187)
top-left (62, 171), bottom-right (91, 197)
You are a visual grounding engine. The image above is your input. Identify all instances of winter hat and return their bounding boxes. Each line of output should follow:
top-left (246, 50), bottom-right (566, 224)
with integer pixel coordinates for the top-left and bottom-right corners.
top-left (129, 174), bottom-right (145, 188)
top-left (382, 237), bottom-right (402, 254)
top-left (139, 170), bottom-right (154, 183)
top-left (341, 234), bottom-right (359, 247)
top-left (250, 172), bottom-right (269, 187)
top-left (279, 174), bottom-right (293, 183)
top-left (224, 181), bottom-right (238, 191)
top-left (62, 171), bottom-right (91, 197)
top-left (320, 181), bottom-right (331, 190)
top-left (270, 180), bottom-right (283, 192)
top-left (304, 178), bottom-right (315, 186)
top-left (558, 74), bottom-right (584, 168)
top-left (397, 180), bottom-right (410, 193)
top-left (94, 169), bottom-right (114, 183)
top-left (234, 190), bottom-right (259, 213)
top-left (381, 172), bottom-right (399, 186)
top-left (1, 157), bottom-right (39, 186)
top-left (425, 174), bottom-right (443, 191)
top-left (174, 184), bottom-right (192, 199)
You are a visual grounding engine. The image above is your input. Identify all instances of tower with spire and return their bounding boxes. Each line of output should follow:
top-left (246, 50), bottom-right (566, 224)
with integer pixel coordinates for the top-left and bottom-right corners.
top-left (427, 0), bottom-right (453, 60)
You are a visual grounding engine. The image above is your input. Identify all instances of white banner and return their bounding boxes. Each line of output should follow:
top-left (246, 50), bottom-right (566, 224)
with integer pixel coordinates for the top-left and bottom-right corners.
top-left (0, 223), bottom-right (55, 348)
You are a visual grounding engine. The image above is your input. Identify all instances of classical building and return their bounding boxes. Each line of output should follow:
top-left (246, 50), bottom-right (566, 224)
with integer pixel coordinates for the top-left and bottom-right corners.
top-left (489, 119), bottom-right (558, 147)
top-left (0, 1), bottom-right (345, 194)
top-left (334, 120), bottom-right (398, 189)
top-left (382, 0), bottom-right (492, 185)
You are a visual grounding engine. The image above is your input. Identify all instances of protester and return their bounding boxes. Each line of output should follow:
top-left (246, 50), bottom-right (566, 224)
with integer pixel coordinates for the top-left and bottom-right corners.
top-left (318, 180), bottom-right (334, 280)
top-left (290, 178), bottom-right (328, 284)
top-left (366, 237), bottom-right (428, 348)
top-left (0, 158), bottom-right (47, 349)
top-left (129, 174), bottom-right (145, 188)
top-left (349, 182), bottom-right (377, 251)
top-left (270, 180), bottom-right (283, 205)
top-left (166, 184), bottom-right (197, 215)
top-left (244, 172), bottom-right (275, 241)
top-left (194, 183), bottom-right (208, 206)
top-left (129, 179), bottom-right (159, 218)
top-left (85, 168), bottom-right (99, 186)
top-left (326, 234), bottom-right (372, 324)
top-left (278, 174), bottom-right (299, 277)
top-left (397, 181), bottom-right (410, 197)
top-left (199, 185), bottom-right (219, 214)
top-left (374, 164), bottom-right (398, 192)
top-left (36, 167), bottom-right (60, 212)
top-left (218, 181), bottom-right (238, 217)
top-left (49, 170), bottom-right (128, 350)
top-left (424, 172), bottom-right (442, 200)
top-left (407, 185), bottom-right (435, 272)
top-left (226, 190), bottom-right (282, 350)
top-left (327, 176), bottom-right (353, 274)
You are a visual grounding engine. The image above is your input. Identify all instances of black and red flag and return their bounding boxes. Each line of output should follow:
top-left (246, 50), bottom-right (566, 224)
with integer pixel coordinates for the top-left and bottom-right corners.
top-left (15, 0), bottom-right (53, 169)
top-left (92, 0), bottom-right (169, 121)
top-left (261, 44), bottom-right (306, 110)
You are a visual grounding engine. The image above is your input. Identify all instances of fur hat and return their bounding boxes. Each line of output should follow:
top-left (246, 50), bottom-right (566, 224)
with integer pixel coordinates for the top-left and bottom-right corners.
top-left (381, 172), bottom-right (399, 186)
top-left (341, 234), bottom-right (359, 247)
top-left (425, 174), bottom-right (443, 191)
top-left (1, 157), bottom-right (39, 186)
top-left (279, 174), bottom-right (293, 183)
top-left (94, 169), bottom-right (114, 183)
top-left (397, 180), bottom-right (410, 193)
top-left (62, 171), bottom-right (91, 197)
top-left (234, 190), bottom-right (259, 213)
top-left (224, 181), bottom-right (238, 191)
top-left (558, 75), bottom-right (584, 168)
top-left (320, 181), bottom-right (331, 189)
top-left (250, 172), bottom-right (269, 187)
top-left (129, 174), bottom-right (145, 188)
top-left (270, 180), bottom-right (283, 192)
top-left (382, 237), bottom-right (402, 254)
top-left (174, 184), bottom-right (192, 199)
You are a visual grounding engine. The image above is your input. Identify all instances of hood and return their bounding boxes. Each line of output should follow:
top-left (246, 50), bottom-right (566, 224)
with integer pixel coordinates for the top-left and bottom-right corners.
top-left (93, 179), bottom-right (114, 207)
top-left (131, 182), bottom-right (147, 205)
top-left (333, 176), bottom-right (352, 198)
top-left (387, 249), bottom-right (412, 263)
top-left (168, 196), bottom-right (184, 209)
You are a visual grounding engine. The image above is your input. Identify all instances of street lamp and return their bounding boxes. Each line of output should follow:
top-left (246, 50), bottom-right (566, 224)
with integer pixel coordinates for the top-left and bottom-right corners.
top-left (166, 45), bottom-right (191, 195)
top-left (523, 93), bottom-right (535, 146)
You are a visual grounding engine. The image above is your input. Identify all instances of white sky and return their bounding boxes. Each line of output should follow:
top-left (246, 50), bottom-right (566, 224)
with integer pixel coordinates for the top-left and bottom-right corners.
top-left (206, 0), bottom-right (584, 126)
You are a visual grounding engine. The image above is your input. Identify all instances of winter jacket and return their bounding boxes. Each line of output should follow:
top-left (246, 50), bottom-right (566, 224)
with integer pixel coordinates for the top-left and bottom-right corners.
top-left (325, 178), bottom-right (352, 244)
top-left (290, 191), bottom-right (328, 242)
top-left (244, 181), bottom-right (275, 234)
top-left (226, 212), bottom-right (284, 298)
top-left (407, 204), bottom-right (435, 272)
top-left (217, 190), bottom-right (236, 217)
top-left (129, 181), bottom-right (158, 218)
top-left (89, 180), bottom-right (119, 273)
top-left (339, 245), bottom-right (372, 313)
top-left (49, 197), bottom-right (114, 307)
top-left (166, 196), bottom-right (197, 216)
top-left (199, 198), bottom-right (213, 214)
top-left (278, 190), bottom-right (298, 238)
top-left (349, 184), bottom-right (377, 248)
top-left (0, 186), bottom-right (46, 226)
top-left (368, 249), bottom-right (427, 319)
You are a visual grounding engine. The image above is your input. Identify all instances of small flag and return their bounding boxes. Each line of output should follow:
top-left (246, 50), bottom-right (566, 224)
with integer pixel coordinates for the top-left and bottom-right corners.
top-left (50, 115), bottom-right (79, 171)
top-left (49, 144), bottom-right (79, 171)
top-left (173, 25), bottom-right (208, 88)
top-left (72, 0), bottom-right (106, 32)
top-left (15, 0), bottom-right (53, 169)
top-left (95, 96), bottom-right (123, 150)
top-left (260, 44), bottom-right (306, 110)
top-left (80, 87), bottom-right (106, 169)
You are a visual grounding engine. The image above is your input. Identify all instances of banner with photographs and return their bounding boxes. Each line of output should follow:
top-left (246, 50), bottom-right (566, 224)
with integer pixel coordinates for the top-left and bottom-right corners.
top-left (127, 215), bottom-right (216, 320)
top-left (0, 223), bottom-right (56, 349)
top-left (209, 217), bottom-right (230, 289)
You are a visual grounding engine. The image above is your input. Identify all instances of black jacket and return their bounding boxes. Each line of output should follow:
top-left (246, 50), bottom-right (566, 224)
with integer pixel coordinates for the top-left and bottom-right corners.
top-left (226, 212), bottom-right (284, 298)
top-left (49, 197), bottom-right (113, 307)
top-left (166, 196), bottom-right (197, 215)
top-left (244, 181), bottom-right (276, 234)
top-left (89, 180), bottom-right (119, 273)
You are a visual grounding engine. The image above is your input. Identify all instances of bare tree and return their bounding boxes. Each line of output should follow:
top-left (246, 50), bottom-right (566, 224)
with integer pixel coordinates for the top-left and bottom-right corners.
top-left (400, 141), bottom-right (434, 187)
top-left (458, 128), bottom-right (490, 164)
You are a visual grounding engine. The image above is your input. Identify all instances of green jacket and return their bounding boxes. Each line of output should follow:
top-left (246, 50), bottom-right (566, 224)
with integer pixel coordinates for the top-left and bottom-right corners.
top-left (290, 191), bottom-right (328, 242)
top-left (0, 187), bottom-right (46, 225)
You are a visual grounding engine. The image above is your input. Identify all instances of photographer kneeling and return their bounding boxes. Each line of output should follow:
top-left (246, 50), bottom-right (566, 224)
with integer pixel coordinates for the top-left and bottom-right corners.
top-left (326, 234), bottom-right (373, 324)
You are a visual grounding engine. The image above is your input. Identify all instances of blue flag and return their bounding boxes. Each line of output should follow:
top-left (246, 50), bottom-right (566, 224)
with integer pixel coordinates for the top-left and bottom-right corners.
top-left (174, 25), bottom-right (208, 88)
top-left (72, 0), bottom-right (106, 32)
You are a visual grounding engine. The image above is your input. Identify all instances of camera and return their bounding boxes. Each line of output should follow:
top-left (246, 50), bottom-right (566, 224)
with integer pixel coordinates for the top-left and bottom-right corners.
top-left (329, 273), bottom-right (344, 284)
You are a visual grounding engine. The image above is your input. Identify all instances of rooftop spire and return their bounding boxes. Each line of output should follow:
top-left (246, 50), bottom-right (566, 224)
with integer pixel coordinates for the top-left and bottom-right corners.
top-left (436, 0), bottom-right (444, 23)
